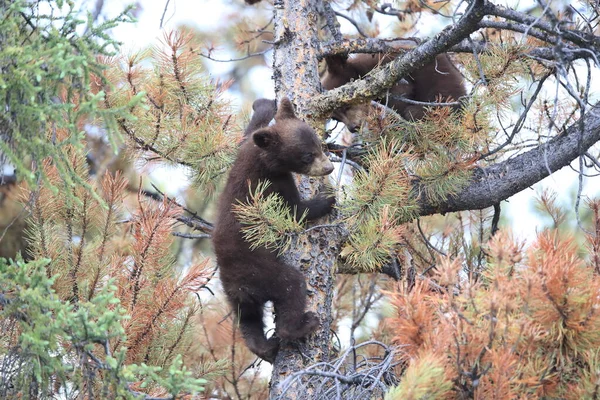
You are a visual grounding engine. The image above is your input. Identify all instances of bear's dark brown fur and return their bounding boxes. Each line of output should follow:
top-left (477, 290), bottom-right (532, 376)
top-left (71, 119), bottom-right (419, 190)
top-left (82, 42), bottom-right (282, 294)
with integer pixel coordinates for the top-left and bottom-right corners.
top-left (212, 98), bottom-right (335, 363)
top-left (321, 53), bottom-right (466, 131)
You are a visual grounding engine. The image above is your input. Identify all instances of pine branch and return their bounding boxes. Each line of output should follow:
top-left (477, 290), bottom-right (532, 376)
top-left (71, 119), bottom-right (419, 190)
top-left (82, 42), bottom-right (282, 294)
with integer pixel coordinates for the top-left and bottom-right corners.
top-left (319, 38), bottom-right (418, 58)
top-left (129, 198), bottom-right (180, 310)
top-left (416, 102), bottom-right (600, 216)
top-left (309, 0), bottom-right (489, 117)
top-left (486, 2), bottom-right (599, 48)
top-left (149, 183), bottom-right (214, 233)
top-left (232, 181), bottom-right (306, 254)
top-left (70, 192), bottom-right (91, 304)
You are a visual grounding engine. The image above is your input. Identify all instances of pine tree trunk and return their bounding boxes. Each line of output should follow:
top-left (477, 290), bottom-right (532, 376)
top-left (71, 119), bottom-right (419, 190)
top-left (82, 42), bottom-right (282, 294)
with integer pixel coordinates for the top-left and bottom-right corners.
top-left (269, 0), bottom-right (342, 398)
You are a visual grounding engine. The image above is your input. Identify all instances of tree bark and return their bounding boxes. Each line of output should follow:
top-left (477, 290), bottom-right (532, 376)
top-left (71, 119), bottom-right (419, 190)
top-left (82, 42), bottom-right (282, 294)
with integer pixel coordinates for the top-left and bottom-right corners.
top-left (269, 0), bottom-right (341, 398)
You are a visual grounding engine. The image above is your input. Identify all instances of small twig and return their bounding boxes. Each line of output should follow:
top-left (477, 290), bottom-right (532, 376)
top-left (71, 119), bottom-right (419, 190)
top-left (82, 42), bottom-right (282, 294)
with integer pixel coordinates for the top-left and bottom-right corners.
top-left (482, 73), bottom-right (550, 159)
top-left (417, 219), bottom-right (447, 256)
top-left (302, 223), bottom-right (342, 234)
top-left (198, 48), bottom-right (271, 63)
top-left (329, 153), bottom-right (364, 172)
top-left (468, 36), bottom-right (487, 85)
top-left (334, 11), bottom-right (370, 38)
top-left (375, 3), bottom-right (415, 16)
top-left (389, 94), bottom-right (464, 107)
top-left (150, 183), bottom-right (214, 232)
top-left (575, 155), bottom-right (594, 236)
top-left (585, 151), bottom-right (600, 170)
top-left (336, 148), bottom-right (348, 188)
top-left (159, 0), bottom-right (172, 29)
top-left (172, 232), bottom-right (211, 239)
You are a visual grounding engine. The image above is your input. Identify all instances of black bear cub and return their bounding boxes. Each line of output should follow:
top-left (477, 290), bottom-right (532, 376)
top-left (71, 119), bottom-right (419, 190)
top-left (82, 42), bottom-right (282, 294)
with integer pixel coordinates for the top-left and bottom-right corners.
top-left (321, 53), bottom-right (466, 131)
top-left (212, 97), bottom-right (335, 363)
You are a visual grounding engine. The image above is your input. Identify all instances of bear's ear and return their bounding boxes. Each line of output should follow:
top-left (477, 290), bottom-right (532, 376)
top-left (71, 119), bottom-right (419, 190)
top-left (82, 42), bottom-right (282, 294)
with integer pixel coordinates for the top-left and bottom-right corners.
top-left (275, 97), bottom-right (296, 120)
top-left (252, 127), bottom-right (280, 149)
top-left (325, 55), bottom-right (349, 74)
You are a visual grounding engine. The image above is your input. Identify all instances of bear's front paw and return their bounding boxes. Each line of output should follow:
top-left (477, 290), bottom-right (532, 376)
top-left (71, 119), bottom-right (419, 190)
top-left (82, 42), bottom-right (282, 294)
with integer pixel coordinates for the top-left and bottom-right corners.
top-left (325, 195), bottom-right (336, 209)
top-left (316, 194), bottom-right (336, 212)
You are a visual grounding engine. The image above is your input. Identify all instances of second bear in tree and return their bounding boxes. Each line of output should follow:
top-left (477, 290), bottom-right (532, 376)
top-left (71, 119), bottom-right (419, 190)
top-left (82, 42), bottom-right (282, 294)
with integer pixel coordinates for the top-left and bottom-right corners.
top-left (242, 98), bottom-right (277, 139)
top-left (212, 98), bottom-right (335, 363)
top-left (321, 53), bottom-right (466, 131)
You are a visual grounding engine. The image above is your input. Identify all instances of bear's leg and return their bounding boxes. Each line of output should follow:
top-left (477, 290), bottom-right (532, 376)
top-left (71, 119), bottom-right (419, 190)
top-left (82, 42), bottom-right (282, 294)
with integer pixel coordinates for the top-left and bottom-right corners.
top-left (236, 302), bottom-right (280, 363)
top-left (272, 266), bottom-right (320, 340)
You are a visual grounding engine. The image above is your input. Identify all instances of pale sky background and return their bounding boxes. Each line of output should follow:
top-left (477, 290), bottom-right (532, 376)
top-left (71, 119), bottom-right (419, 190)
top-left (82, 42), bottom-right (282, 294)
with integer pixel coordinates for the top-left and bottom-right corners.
top-left (92, 0), bottom-right (599, 243)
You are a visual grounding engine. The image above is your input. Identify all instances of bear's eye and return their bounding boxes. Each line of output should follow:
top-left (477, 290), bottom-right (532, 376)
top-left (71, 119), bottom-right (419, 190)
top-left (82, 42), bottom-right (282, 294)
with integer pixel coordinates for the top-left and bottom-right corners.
top-left (301, 152), bottom-right (315, 165)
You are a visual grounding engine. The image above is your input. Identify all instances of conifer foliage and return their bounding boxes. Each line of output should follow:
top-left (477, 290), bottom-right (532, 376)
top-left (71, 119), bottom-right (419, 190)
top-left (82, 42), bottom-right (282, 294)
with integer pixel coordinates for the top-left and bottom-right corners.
top-left (0, 0), bottom-right (136, 199)
top-left (96, 30), bottom-right (239, 195)
top-left (0, 2), bottom-right (224, 398)
top-left (385, 205), bottom-right (600, 399)
top-left (2, 0), bottom-right (600, 398)
top-left (2, 153), bottom-right (211, 398)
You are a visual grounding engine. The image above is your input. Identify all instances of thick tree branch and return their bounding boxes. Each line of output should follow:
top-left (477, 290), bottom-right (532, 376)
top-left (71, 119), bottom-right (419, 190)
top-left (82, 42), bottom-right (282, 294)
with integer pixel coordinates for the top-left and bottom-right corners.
top-left (417, 103), bottom-right (600, 216)
top-left (309, 0), bottom-right (490, 117)
top-left (320, 38), bottom-right (596, 64)
top-left (318, 37), bottom-right (418, 58)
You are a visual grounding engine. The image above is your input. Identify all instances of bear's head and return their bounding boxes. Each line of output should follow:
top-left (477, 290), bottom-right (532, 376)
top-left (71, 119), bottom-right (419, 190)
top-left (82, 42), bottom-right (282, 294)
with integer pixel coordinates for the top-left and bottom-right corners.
top-left (320, 55), bottom-right (382, 132)
top-left (251, 98), bottom-right (334, 177)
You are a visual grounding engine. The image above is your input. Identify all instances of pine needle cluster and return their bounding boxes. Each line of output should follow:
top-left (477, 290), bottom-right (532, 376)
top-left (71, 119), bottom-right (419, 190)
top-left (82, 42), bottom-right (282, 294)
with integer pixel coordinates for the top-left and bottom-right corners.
top-left (4, 155), bottom-right (212, 398)
top-left (459, 42), bottom-right (556, 157)
top-left (385, 210), bottom-right (600, 399)
top-left (401, 106), bottom-right (482, 203)
top-left (97, 30), bottom-right (239, 195)
top-left (232, 181), bottom-right (307, 254)
top-left (384, 353), bottom-right (453, 400)
top-left (462, 43), bottom-right (533, 112)
top-left (339, 139), bottom-right (416, 272)
top-left (0, 0), bottom-right (135, 199)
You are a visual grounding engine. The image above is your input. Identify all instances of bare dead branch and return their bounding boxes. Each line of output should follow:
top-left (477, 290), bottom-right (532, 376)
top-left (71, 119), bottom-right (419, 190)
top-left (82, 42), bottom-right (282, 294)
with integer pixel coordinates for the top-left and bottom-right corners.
top-left (275, 340), bottom-right (400, 399)
top-left (320, 37), bottom-right (596, 64)
top-left (486, 2), bottom-right (600, 48)
top-left (197, 48), bottom-right (271, 63)
top-left (172, 232), bottom-right (211, 239)
top-left (159, 0), bottom-right (171, 29)
top-left (482, 73), bottom-right (551, 159)
top-left (333, 11), bottom-right (370, 38)
top-left (150, 183), bottom-right (214, 233)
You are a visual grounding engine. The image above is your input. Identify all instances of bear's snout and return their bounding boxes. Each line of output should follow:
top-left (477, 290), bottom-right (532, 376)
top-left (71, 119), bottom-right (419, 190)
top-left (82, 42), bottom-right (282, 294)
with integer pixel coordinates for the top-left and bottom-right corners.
top-left (307, 153), bottom-right (334, 176)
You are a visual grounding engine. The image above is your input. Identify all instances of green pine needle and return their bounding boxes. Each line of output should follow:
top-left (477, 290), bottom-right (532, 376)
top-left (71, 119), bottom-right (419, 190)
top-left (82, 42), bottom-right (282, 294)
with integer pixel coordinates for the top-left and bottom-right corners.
top-left (233, 181), bottom-right (307, 254)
